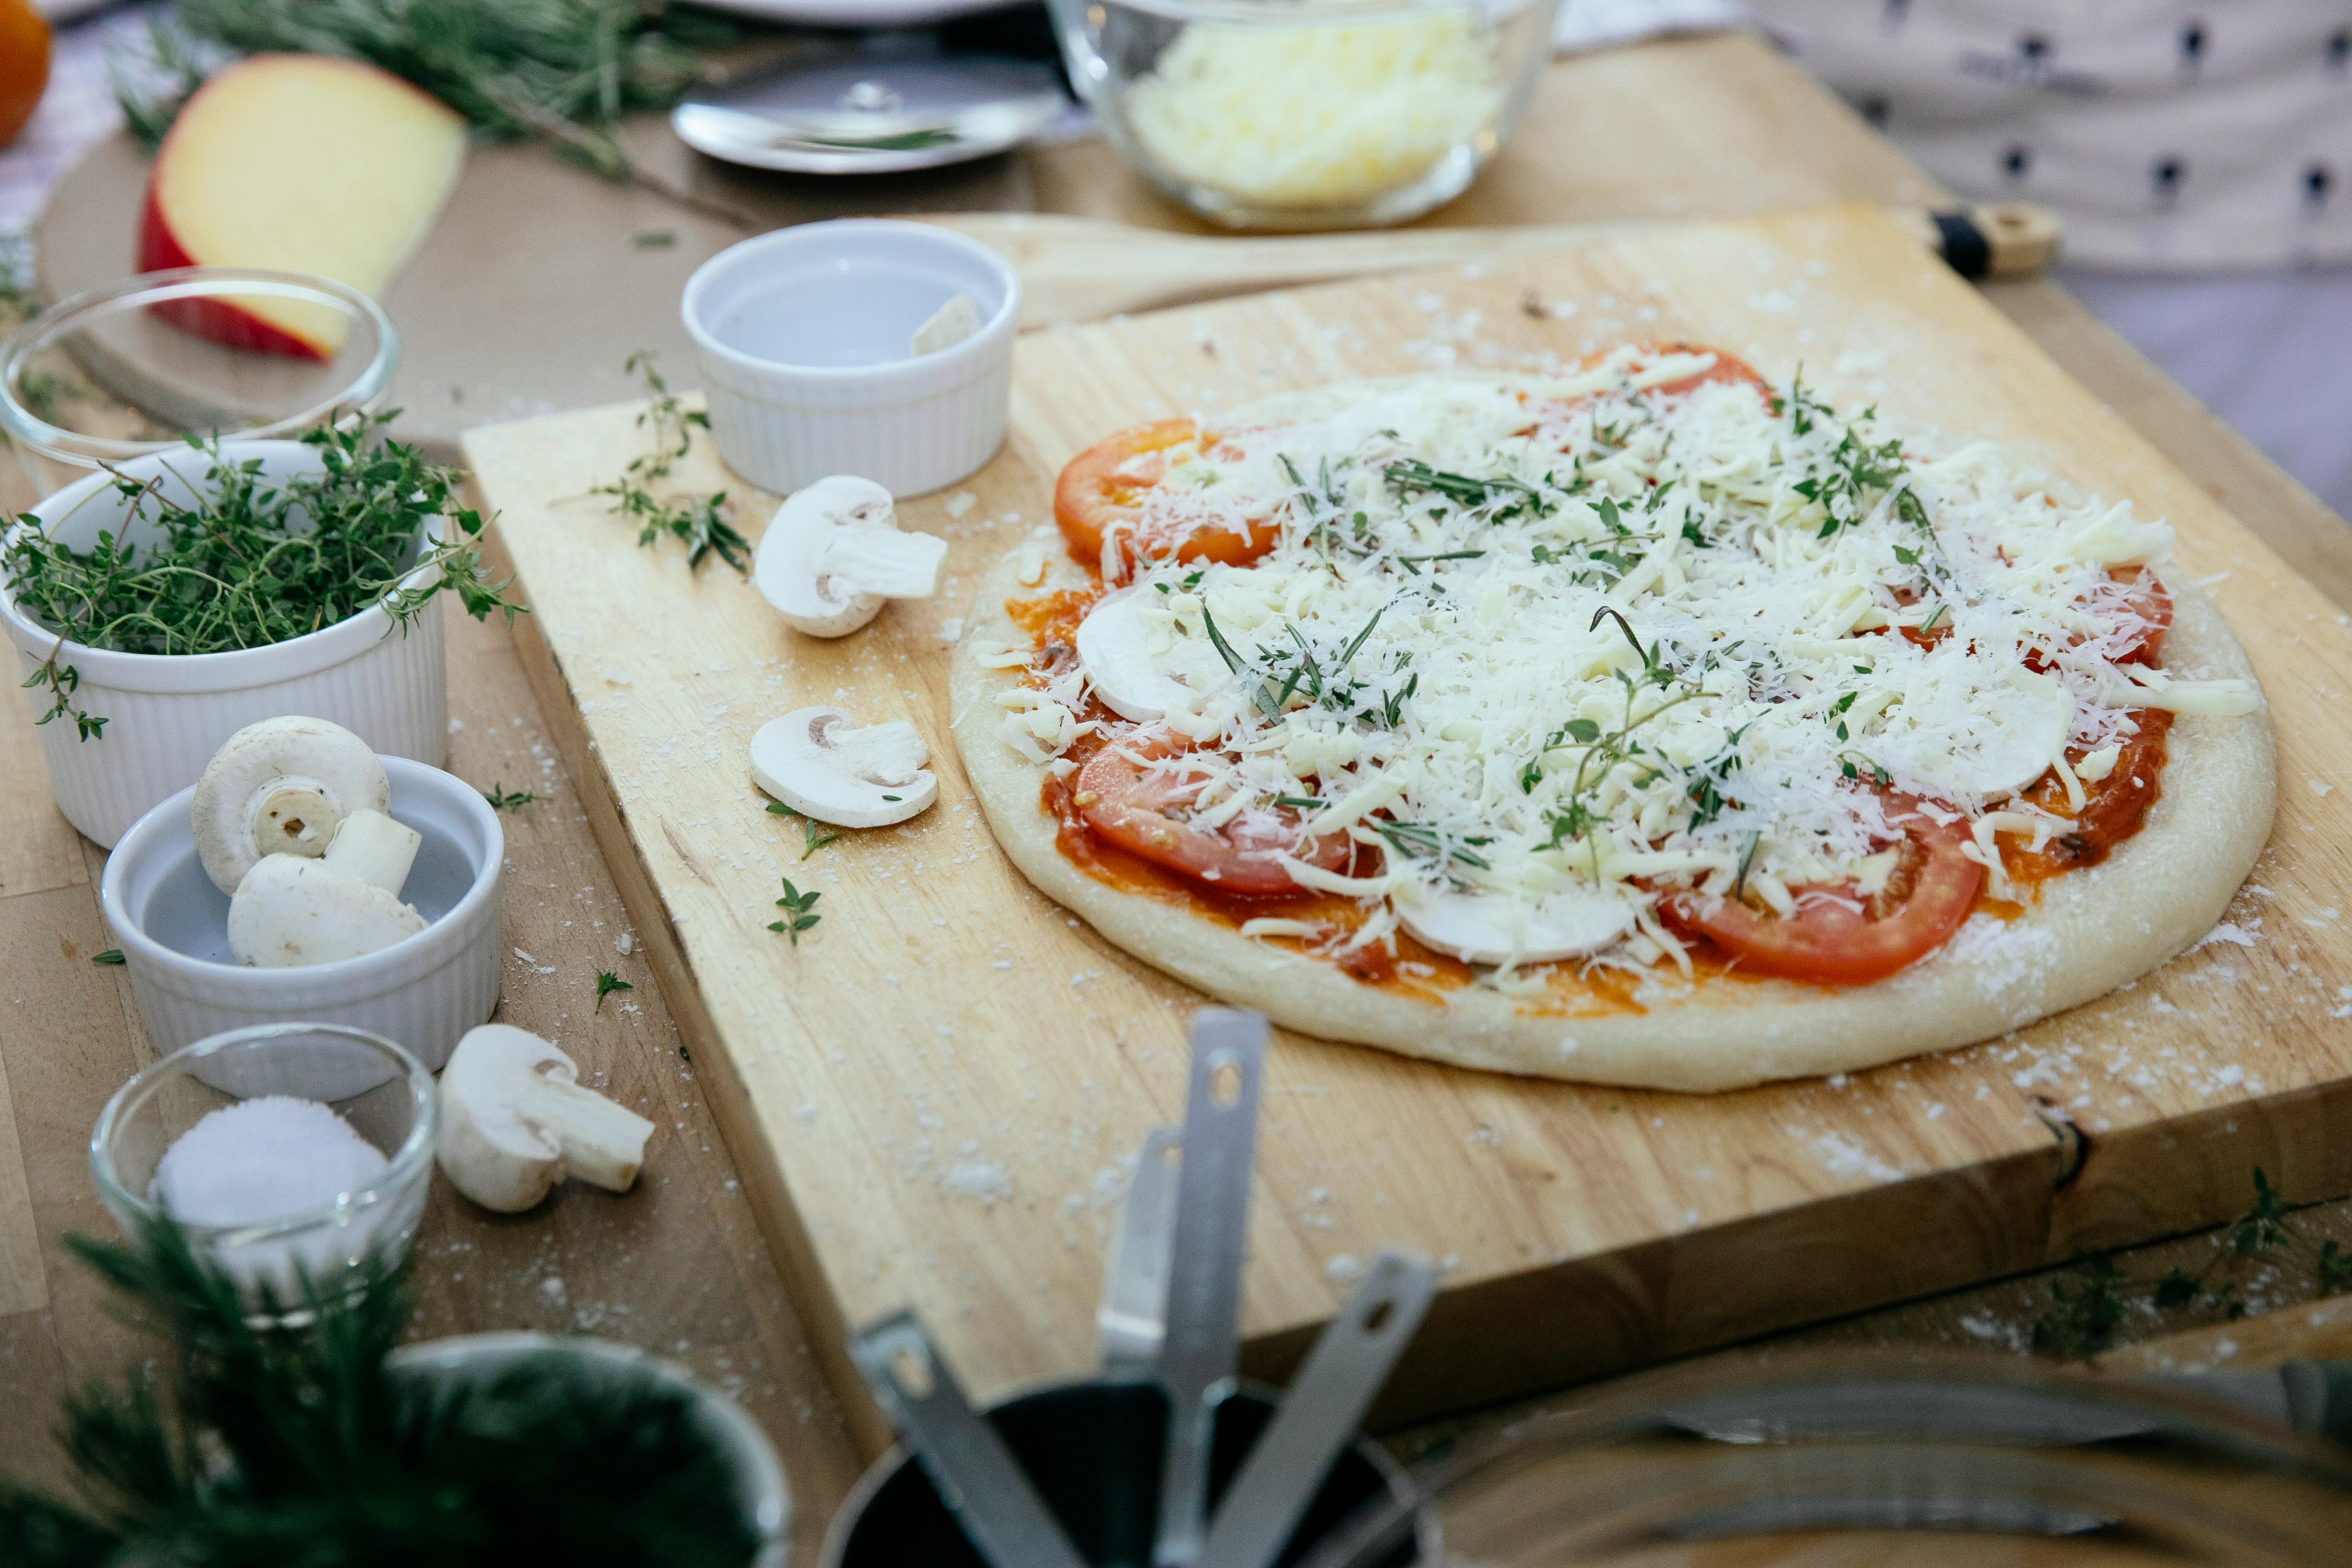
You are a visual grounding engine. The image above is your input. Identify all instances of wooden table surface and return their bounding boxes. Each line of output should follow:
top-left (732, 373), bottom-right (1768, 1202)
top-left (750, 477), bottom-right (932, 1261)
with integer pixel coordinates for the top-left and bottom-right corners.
top-left (7, 28), bottom-right (2352, 1553)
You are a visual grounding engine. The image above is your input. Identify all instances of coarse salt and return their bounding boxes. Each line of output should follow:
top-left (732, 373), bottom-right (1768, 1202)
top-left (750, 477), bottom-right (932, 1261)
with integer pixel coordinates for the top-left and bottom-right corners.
top-left (151, 1096), bottom-right (387, 1227)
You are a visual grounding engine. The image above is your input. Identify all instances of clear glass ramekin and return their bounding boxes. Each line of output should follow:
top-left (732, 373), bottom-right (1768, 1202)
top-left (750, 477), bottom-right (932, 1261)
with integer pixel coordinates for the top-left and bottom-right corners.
top-left (89, 1022), bottom-right (436, 1318)
top-left (1049, 0), bottom-right (1561, 231)
top-left (0, 267), bottom-right (397, 498)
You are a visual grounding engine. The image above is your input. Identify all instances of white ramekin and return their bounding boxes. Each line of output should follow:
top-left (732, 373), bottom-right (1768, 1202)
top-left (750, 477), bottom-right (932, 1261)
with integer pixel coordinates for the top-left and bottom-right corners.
top-left (0, 440), bottom-right (448, 848)
top-left (99, 756), bottom-right (503, 1073)
top-left (681, 218), bottom-right (1020, 497)
top-left (389, 1333), bottom-right (791, 1565)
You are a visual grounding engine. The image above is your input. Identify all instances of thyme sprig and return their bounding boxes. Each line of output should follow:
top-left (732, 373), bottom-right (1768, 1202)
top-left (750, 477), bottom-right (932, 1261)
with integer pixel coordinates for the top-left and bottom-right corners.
top-left (3, 418), bottom-right (523, 742)
top-left (765, 800), bottom-right (840, 857)
top-left (595, 353), bottom-right (748, 574)
top-left (2034, 1169), bottom-right (2352, 1358)
top-left (770, 877), bottom-right (821, 945)
top-left (483, 784), bottom-right (541, 811)
top-left (595, 969), bottom-right (633, 1010)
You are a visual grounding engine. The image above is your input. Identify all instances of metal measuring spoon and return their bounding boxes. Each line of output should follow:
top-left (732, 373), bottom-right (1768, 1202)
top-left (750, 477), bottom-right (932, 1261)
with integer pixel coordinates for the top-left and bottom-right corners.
top-left (850, 1310), bottom-right (1092, 1568)
top-left (1155, 1009), bottom-right (1267, 1566)
top-left (1200, 1248), bottom-right (1436, 1568)
top-left (1101, 1123), bottom-right (1182, 1380)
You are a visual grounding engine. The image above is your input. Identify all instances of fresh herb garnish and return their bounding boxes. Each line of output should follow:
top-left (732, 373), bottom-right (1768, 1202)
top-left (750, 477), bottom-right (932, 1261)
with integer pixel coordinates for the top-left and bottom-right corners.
top-left (3, 418), bottom-right (523, 742)
top-left (0, 1211), bottom-right (763, 1565)
top-left (764, 800), bottom-right (840, 857)
top-left (594, 969), bottom-right (633, 1010)
top-left (595, 353), bottom-right (748, 574)
top-left (1373, 817), bottom-right (1491, 872)
top-left (483, 784), bottom-right (541, 811)
top-left (2035, 1169), bottom-right (2352, 1358)
top-left (90, 949), bottom-right (125, 966)
top-left (770, 877), bottom-right (821, 944)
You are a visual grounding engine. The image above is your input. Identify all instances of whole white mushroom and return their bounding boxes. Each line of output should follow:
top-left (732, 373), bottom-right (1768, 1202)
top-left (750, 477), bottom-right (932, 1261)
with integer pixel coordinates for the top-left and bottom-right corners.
top-left (190, 716), bottom-right (390, 895)
top-left (226, 808), bottom-right (426, 967)
top-left (435, 1024), bottom-right (656, 1213)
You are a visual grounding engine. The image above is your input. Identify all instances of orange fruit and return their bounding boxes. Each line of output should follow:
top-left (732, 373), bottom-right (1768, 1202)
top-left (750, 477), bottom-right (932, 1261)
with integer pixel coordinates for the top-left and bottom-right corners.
top-left (0, 0), bottom-right (49, 152)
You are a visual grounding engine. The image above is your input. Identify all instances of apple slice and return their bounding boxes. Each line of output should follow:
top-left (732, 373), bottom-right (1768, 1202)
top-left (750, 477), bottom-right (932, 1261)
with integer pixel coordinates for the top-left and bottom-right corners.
top-left (138, 54), bottom-right (467, 360)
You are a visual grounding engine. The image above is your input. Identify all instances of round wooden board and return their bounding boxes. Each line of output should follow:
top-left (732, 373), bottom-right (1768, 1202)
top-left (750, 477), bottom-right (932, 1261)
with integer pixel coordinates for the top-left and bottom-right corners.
top-left (34, 120), bottom-right (1037, 457)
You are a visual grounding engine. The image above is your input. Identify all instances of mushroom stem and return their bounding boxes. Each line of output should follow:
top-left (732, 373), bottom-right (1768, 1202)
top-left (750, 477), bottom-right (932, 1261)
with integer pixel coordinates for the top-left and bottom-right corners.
top-left (254, 781), bottom-right (341, 858)
top-left (321, 809), bottom-right (421, 896)
top-left (820, 528), bottom-right (947, 600)
top-left (510, 1067), bottom-right (653, 1193)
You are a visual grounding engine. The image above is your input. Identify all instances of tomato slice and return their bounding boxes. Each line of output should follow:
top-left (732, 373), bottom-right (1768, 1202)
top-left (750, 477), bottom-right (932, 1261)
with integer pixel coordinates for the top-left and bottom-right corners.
top-left (1660, 794), bottom-right (1982, 985)
top-left (1072, 737), bottom-right (1351, 895)
top-left (1054, 418), bottom-right (1277, 573)
top-left (1625, 342), bottom-right (1774, 401)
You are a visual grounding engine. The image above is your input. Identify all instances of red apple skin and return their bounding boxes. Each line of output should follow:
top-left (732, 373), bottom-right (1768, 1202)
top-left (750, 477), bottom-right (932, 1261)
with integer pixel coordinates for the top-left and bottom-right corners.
top-left (137, 175), bottom-right (331, 361)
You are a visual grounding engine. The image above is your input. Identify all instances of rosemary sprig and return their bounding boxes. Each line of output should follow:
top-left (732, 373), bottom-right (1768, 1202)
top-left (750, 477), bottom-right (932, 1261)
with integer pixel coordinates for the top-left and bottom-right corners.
top-left (158, 0), bottom-right (747, 226)
top-left (0, 1212), bottom-right (762, 1565)
top-left (595, 353), bottom-right (748, 574)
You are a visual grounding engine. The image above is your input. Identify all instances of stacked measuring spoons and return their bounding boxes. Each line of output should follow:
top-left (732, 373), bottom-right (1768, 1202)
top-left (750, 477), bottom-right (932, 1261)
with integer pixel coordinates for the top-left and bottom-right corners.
top-left (828, 1008), bottom-right (1436, 1568)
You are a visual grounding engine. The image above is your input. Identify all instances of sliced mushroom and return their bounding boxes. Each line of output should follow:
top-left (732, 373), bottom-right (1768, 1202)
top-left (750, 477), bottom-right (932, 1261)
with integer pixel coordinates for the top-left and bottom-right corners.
top-left (754, 475), bottom-right (897, 638)
top-left (435, 1024), bottom-right (656, 1213)
top-left (1394, 887), bottom-right (1634, 966)
top-left (911, 292), bottom-right (983, 357)
top-left (1075, 588), bottom-right (1225, 722)
top-left (749, 705), bottom-right (937, 828)
top-left (1900, 665), bottom-right (2074, 798)
top-left (190, 716), bottom-right (390, 895)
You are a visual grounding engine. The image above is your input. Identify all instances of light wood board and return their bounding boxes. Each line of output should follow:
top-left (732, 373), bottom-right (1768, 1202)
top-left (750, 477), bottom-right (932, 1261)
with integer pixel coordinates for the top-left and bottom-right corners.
top-left (464, 201), bottom-right (2352, 1450)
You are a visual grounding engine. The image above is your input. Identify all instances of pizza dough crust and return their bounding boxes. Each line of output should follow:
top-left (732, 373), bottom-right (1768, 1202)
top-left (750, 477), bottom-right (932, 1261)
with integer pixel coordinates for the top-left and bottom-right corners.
top-left (951, 476), bottom-right (2276, 1098)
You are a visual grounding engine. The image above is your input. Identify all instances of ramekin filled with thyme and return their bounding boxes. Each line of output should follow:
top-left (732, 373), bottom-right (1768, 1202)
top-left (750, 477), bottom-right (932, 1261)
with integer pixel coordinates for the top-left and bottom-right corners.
top-left (0, 418), bottom-right (523, 845)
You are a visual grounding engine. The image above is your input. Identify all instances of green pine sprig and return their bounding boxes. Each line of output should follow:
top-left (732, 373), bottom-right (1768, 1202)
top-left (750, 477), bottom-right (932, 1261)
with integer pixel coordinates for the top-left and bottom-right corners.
top-left (0, 1211), bottom-right (760, 1566)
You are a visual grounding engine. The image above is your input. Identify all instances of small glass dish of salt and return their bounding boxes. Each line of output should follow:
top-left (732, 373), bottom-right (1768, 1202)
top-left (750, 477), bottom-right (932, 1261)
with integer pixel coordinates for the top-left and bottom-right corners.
top-left (90, 1022), bottom-right (436, 1318)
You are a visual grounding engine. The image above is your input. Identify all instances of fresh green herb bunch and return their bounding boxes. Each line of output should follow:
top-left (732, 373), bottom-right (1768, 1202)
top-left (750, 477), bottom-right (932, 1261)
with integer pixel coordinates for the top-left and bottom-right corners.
top-left (0, 1213), bottom-right (763, 1567)
top-left (5, 417), bottom-right (525, 740)
top-left (153, 0), bottom-right (731, 183)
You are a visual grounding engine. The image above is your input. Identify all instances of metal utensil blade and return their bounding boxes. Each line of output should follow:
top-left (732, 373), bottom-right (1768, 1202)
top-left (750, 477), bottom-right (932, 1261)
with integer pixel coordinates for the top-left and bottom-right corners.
top-left (1155, 1008), bottom-right (1268, 1567)
top-left (849, 1310), bottom-right (1092, 1568)
top-left (1201, 1248), bottom-right (1435, 1568)
top-left (1102, 1124), bottom-right (1183, 1379)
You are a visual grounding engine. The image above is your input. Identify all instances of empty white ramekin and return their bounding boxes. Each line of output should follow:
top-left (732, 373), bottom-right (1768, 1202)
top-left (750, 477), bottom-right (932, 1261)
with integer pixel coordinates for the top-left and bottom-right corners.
top-left (99, 756), bottom-right (503, 1073)
top-left (0, 440), bottom-right (448, 848)
top-left (681, 218), bottom-right (1019, 497)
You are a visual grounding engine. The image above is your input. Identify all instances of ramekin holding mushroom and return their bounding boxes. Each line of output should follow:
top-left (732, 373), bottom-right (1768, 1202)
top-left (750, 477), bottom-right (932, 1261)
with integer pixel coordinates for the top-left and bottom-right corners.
top-left (99, 717), bottom-right (504, 1071)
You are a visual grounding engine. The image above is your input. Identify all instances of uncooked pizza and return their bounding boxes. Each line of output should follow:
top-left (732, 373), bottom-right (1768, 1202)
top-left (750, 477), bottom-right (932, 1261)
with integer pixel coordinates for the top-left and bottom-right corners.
top-left (949, 346), bottom-right (2274, 1090)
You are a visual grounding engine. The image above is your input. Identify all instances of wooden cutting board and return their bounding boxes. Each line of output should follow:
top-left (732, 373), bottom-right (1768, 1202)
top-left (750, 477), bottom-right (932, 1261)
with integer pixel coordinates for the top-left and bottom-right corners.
top-left (463, 203), bottom-right (2352, 1455)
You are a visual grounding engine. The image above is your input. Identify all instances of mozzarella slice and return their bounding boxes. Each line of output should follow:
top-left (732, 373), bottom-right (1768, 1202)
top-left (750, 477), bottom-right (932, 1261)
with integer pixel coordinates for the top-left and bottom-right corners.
top-left (1890, 665), bottom-right (2075, 798)
top-left (1396, 887), bottom-right (1634, 966)
top-left (1076, 589), bottom-right (1216, 722)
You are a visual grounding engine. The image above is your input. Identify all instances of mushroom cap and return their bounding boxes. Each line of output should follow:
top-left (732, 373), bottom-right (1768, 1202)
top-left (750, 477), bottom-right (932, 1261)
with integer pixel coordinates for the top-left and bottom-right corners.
top-left (191, 716), bottom-right (389, 895)
top-left (749, 706), bottom-right (938, 829)
top-left (435, 1024), bottom-right (574, 1212)
top-left (755, 475), bottom-right (897, 638)
top-left (225, 855), bottom-right (427, 968)
top-left (1393, 886), bottom-right (1634, 966)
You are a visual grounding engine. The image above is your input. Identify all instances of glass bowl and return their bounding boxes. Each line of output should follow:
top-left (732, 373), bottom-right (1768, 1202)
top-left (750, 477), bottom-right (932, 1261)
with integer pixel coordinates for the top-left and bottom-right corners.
top-left (1302, 1351), bottom-right (2352, 1567)
top-left (0, 267), bottom-right (397, 498)
top-left (89, 1022), bottom-right (436, 1317)
top-left (1049, 0), bottom-right (1561, 230)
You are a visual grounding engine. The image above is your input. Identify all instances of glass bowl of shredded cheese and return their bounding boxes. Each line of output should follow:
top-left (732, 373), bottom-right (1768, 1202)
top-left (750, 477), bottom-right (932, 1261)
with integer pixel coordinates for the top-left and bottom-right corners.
top-left (1051, 0), bottom-right (1559, 229)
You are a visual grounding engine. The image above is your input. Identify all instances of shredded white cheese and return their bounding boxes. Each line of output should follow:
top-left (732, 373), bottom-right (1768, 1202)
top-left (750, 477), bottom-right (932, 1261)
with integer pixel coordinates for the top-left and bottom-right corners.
top-left (1022, 350), bottom-right (2260, 972)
